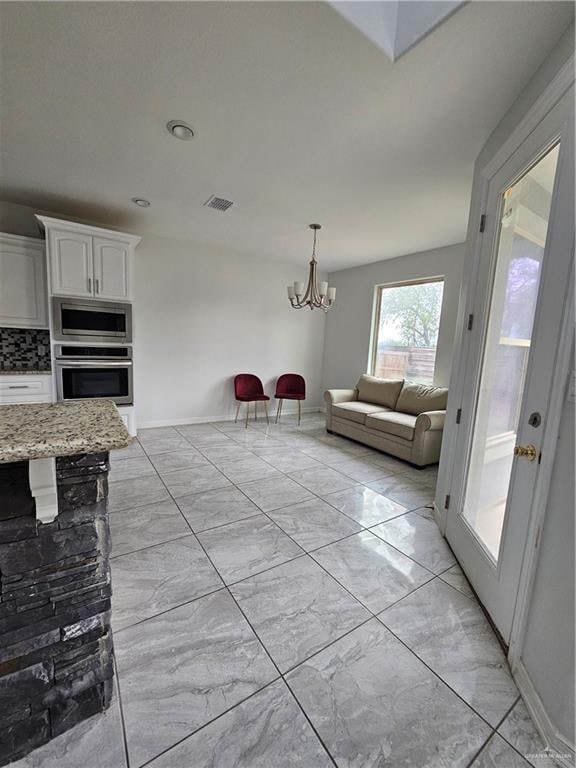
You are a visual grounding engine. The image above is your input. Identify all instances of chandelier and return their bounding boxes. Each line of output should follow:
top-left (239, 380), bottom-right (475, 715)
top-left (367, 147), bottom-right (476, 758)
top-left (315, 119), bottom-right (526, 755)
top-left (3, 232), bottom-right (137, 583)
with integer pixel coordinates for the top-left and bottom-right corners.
top-left (287, 224), bottom-right (336, 312)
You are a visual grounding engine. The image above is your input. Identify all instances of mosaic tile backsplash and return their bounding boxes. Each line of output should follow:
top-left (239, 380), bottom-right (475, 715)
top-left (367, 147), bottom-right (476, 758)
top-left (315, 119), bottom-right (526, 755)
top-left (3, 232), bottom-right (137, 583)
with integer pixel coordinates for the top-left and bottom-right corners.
top-left (0, 327), bottom-right (51, 371)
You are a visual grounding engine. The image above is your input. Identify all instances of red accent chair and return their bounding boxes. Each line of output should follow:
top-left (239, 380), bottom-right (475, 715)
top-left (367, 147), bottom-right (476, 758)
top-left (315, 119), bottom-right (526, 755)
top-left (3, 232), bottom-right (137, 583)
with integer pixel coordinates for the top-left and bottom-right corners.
top-left (275, 373), bottom-right (306, 425)
top-left (234, 374), bottom-right (270, 427)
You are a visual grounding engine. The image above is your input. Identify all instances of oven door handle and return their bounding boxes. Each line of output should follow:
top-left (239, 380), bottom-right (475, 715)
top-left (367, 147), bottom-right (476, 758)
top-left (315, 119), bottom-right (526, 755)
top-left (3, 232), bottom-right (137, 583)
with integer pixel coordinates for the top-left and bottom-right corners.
top-left (56, 361), bottom-right (133, 367)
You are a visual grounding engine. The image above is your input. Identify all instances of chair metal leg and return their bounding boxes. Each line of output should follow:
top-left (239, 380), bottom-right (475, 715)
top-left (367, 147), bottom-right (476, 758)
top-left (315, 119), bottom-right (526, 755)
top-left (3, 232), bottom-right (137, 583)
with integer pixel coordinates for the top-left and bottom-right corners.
top-left (264, 401), bottom-right (269, 424)
top-left (298, 399), bottom-right (302, 426)
top-left (234, 402), bottom-right (240, 423)
top-left (275, 400), bottom-right (281, 423)
top-left (245, 401), bottom-right (250, 428)
top-left (255, 401), bottom-right (258, 422)
top-left (278, 398), bottom-right (283, 422)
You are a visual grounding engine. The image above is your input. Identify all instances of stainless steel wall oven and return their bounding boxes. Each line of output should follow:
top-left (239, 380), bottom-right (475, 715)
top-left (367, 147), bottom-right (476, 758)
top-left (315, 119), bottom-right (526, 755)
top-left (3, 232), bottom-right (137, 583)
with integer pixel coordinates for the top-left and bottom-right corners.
top-left (55, 346), bottom-right (133, 406)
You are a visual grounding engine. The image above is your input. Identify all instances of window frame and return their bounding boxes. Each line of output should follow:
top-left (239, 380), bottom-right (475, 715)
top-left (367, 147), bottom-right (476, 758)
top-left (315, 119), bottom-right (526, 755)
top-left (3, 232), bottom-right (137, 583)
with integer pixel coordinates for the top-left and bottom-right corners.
top-left (369, 275), bottom-right (445, 382)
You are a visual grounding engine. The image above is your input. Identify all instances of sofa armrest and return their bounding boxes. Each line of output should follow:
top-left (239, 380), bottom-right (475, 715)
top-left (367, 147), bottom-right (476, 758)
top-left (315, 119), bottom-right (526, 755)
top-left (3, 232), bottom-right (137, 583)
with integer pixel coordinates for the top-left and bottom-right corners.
top-left (415, 410), bottom-right (446, 433)
top-left (324, 389), bottom-right (357, 405)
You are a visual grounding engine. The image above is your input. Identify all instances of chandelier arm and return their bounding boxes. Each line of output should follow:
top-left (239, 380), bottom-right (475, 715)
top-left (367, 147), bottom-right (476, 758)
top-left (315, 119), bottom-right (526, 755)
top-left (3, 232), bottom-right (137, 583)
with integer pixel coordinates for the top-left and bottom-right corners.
top-left (299, 260), bottom-right (314, 306)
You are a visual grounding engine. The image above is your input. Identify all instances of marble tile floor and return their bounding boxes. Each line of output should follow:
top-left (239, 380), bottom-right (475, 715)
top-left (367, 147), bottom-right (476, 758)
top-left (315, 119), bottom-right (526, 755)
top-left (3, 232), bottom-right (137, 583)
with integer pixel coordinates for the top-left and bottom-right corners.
top-left (10, 412), bottom-right (551, 768)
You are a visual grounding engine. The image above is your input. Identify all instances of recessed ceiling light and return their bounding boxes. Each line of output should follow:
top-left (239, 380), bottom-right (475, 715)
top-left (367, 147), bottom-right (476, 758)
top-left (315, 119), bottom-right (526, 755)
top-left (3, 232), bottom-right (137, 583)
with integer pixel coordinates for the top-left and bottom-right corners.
top-left (131, 197), bottom-right (151, 207)
top-left (166, 120), bottom-right (195, 141)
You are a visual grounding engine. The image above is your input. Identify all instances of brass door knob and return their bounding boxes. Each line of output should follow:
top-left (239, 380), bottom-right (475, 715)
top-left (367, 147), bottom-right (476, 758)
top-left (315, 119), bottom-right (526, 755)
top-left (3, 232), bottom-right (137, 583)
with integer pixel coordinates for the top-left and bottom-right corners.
top-left (513, 444), bottom-right (537, 461)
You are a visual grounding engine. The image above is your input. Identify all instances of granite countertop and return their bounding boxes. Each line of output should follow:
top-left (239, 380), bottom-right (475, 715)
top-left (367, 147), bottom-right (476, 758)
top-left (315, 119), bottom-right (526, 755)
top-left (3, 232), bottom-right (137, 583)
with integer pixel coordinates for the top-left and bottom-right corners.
top-left (0, 400), bottom-right (132, 463)
top-left (0, 369), bottom-right (52, 375)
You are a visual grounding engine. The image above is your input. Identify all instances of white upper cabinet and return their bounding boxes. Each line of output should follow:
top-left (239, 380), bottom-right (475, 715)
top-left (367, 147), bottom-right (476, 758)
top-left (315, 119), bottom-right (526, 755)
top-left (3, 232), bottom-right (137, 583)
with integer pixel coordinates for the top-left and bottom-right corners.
top-left (0, 234), bottom-right (48, 328)
top-left (49, 229), bottom-right (94, 297)
top-left (36, 216), bottom-right (140, 302)
top-left (93, 237), bottom-right (131, 300)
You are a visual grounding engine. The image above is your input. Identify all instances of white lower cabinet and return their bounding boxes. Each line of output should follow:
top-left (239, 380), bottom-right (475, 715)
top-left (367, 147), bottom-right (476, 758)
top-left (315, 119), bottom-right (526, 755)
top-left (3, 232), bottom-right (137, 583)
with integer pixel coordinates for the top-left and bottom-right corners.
top-left (0, 374), bottom-right (52, 404)
top-left (116, 405), bottom-right (137, 437)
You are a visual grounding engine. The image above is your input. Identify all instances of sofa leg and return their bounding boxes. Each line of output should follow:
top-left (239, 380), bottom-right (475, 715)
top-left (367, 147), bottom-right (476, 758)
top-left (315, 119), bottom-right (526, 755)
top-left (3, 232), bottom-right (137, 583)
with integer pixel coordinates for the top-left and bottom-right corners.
top-left (326, 429), bottom-right (334, 434)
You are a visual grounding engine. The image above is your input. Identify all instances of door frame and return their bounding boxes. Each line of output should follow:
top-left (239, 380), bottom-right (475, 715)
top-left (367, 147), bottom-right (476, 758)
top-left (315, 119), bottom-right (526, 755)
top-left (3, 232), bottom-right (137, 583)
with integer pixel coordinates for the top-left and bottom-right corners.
top-left (435, 53), bottom-right (574, 667)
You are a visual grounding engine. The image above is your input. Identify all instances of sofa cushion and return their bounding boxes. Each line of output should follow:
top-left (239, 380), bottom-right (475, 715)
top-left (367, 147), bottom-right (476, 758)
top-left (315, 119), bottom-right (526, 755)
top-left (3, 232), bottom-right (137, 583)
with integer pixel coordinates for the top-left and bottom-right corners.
top-left (365, 411), bottom-right (418, 441)
top-left (396, 382), bottom-right (448, 416)
top-left (355, 374), bottom-right (404, 409)
top-left (332, 401), bottom-right (390, 425)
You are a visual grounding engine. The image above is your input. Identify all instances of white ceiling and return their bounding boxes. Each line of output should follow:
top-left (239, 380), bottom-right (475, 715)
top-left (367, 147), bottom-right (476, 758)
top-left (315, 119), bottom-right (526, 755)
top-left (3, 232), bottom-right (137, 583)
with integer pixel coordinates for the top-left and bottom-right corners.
top-left (0, 1), bottom-right (572, 271)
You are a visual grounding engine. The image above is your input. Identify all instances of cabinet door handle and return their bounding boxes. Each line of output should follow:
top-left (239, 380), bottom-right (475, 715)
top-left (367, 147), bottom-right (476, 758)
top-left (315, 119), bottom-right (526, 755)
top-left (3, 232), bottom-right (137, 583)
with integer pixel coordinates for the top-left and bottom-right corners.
top-left (8, 385), bottom-right (30, 390)
top-left (95, 278), bottom-right (100, 294)
top-left (88, 276), bottom-right (92, 293)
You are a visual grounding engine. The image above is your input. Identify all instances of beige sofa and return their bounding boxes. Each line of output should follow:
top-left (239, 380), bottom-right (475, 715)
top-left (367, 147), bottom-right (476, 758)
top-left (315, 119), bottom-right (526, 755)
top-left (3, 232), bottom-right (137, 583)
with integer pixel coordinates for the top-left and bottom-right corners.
top-left (324, 374), bottom-right (448, 467)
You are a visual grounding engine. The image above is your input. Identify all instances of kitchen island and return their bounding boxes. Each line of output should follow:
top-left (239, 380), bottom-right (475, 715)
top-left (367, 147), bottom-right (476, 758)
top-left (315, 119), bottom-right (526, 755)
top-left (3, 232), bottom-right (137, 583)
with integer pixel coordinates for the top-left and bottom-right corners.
top-left (0, 400), bottom-right (131, 766)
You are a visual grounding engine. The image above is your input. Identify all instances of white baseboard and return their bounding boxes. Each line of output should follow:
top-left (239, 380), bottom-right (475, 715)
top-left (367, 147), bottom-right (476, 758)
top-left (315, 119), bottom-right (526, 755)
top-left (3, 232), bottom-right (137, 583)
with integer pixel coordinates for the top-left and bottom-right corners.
top-left (513, 660), bottom-right (575, 767)
top-left (137, 405), bottom-right (324, 430)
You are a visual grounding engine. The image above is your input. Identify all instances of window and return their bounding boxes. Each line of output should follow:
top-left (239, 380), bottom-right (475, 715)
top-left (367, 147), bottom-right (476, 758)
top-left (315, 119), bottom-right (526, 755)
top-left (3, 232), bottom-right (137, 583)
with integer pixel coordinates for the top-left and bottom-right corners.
top-left (370, 278), bottom-right (445, 384)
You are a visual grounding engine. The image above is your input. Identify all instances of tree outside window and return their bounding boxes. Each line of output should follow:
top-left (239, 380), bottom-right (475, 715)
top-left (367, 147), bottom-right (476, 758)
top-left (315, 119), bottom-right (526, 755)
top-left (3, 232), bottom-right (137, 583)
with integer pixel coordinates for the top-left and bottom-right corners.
top-left (371, 279), bottom-right (444, 384)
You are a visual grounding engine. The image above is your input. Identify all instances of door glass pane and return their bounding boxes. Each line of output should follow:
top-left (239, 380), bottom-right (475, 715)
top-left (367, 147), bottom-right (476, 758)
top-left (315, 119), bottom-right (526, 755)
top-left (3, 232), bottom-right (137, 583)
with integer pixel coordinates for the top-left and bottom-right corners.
top-left (461, 144), bottom-right (560, 561)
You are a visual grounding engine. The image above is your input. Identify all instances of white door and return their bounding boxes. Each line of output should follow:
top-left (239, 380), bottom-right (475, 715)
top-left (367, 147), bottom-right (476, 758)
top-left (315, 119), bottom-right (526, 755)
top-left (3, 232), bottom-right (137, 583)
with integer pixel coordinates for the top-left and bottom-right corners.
top-left (50, 229), bottom-right (94, 297)
top-left (0, 235), bottom-right (47, 327)
top-left (445, 87), bottom-right (574, 642)
top-left (93, 237), bottom-right (131, 300)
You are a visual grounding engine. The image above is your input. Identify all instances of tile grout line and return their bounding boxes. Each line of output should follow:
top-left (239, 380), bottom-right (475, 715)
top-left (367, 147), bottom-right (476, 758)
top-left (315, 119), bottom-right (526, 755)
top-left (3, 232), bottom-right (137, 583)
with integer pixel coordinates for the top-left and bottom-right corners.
top-left (486, 695), bottom-right (542, 768)
top-left (109, 531), bottom-right (193, 561)
top-left (112, 654), bottom-right (132, 768)
top-left (375, 615), bottom-right (509, 733)
top-left (463, 696), bottom-right (523, 768)
top-left (136, 678), bottom-right (283, 768)
top-left (112, 584), bottom-right (227, 636)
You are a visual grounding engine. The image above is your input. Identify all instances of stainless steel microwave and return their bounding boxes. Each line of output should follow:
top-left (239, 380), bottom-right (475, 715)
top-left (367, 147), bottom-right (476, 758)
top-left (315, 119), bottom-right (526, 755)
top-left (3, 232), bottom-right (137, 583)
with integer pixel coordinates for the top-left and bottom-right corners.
top-left (52, 297), bottom-right (132, 344)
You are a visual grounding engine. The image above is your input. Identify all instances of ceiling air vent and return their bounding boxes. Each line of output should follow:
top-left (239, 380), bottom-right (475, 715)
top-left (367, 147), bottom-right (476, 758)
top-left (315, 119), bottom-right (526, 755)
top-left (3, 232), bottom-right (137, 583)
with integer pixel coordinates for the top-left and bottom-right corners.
top-left (204, 195), bottom-right (234, 212)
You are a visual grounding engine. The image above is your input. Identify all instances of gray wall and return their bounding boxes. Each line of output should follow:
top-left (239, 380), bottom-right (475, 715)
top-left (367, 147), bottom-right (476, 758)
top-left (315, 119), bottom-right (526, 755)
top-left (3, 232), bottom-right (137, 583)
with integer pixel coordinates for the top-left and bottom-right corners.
top-left (321, 242), bottom-right (465, 392)
top-left (521, 368), bottom-right (575, 744)
top-left (133, 233), bottom-right (326, 426)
